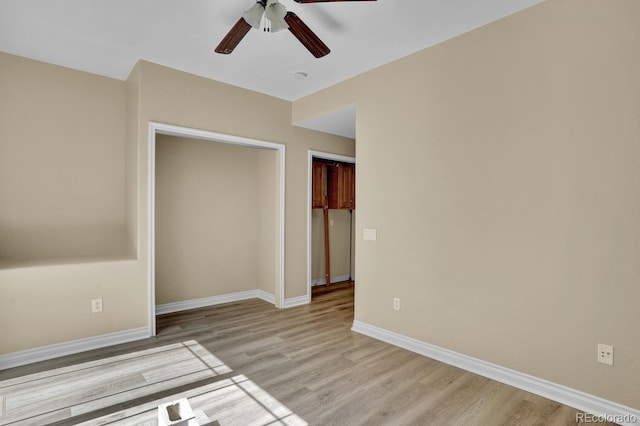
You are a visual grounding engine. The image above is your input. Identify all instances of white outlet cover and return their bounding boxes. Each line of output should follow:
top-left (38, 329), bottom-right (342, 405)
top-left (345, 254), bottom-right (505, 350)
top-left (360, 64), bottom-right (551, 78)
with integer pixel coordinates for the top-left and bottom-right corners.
top-left (597, 343), bottom-right (614, 366)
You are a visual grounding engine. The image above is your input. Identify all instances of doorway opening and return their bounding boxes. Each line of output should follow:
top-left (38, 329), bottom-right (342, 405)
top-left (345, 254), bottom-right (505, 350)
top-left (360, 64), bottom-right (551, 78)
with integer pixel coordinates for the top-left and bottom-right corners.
top-left (307, 150), bottom-right (355, 301)
top-left (148, 123), bottom-right (285, 336)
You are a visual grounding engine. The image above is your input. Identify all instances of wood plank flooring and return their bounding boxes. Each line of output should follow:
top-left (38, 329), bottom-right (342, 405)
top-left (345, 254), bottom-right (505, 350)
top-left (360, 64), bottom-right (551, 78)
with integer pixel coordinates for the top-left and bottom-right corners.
top-left (0, 281), bottom-right (616, 425)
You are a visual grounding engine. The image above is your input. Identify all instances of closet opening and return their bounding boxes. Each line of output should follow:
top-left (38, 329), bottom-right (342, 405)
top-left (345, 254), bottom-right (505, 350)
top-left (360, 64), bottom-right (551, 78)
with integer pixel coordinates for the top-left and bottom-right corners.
top-left (148, 123), bottom-right (285, 336)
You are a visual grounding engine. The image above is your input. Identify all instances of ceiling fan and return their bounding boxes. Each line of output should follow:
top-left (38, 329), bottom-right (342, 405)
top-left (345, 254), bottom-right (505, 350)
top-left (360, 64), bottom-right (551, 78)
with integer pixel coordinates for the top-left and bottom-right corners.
top-left (215, 0), bottom-right (376, 58)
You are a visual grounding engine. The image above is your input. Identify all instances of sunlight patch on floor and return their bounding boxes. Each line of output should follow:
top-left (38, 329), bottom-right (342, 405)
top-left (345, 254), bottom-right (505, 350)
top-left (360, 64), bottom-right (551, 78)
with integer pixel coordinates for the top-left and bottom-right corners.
top-left (0, 340), bottom-right (306, 425)
top-left (0, 340), bottom-right (230, 425)
top-left (78, 374), bottom-right (308, 426)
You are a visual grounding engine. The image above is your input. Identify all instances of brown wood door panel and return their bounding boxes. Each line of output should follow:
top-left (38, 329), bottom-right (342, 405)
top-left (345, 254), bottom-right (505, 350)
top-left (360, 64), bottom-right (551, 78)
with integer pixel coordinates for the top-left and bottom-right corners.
top-left (312, 161), bottom-right (327, 208)
top-left (328, 163), bottom-right (355, 209)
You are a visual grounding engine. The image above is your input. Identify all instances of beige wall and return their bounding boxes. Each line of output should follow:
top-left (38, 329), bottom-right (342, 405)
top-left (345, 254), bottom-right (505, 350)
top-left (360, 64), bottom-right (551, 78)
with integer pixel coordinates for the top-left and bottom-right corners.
top-left (257, 149), bottom-right (280, 295)
top-left (125, 62), bottom-right (141, 258)
top-left (0, 53), bottom-right (145, 353)
top-left (0, 52), bottom-right (353, 354)
top-left (134, 60), bottom-right (354, 302)
top-left (0, 259), bottom-right (144, 353)
top-left (295, 0), bottom-right (640, 409)
top-left (0, 52), bottom-right (128, 264)
top-left (155, 135), bottom-right (276, 303)
top-left (311, 209), bottom-right (353, 282)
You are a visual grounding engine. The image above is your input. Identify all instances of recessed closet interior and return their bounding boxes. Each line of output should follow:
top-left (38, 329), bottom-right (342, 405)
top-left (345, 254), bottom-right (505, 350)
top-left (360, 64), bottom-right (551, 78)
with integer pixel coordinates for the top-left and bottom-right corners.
top-left (154, 134), bottom-right (279, 307)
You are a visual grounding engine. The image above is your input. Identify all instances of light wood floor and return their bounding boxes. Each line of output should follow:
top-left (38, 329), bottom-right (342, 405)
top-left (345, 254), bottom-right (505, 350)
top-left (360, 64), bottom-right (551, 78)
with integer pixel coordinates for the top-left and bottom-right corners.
top-left (0, 282), bottom-right (615, 425)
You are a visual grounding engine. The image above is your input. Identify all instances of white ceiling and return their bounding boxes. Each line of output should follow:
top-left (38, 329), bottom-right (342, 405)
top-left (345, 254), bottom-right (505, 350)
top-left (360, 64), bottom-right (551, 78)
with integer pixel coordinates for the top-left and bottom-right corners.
top-left (0, 0), bottom-right (544, 138)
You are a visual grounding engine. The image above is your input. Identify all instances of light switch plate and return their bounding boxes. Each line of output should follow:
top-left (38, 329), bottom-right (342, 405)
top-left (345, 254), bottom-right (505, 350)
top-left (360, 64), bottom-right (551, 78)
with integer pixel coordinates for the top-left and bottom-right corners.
top-left (363, 228), bottom-right (377, 240)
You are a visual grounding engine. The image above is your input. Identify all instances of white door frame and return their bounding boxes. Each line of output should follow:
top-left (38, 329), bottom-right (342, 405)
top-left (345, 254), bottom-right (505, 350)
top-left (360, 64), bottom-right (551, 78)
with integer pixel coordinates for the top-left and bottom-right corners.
top-left (307, 150), bottom-right (356, 301)
top-left (148, 122), bottom-right (286, 336)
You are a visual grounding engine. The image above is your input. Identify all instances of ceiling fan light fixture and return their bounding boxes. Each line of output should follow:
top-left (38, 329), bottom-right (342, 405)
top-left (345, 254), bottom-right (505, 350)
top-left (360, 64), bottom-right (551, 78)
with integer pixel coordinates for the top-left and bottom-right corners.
top-left (265, 1), bottom-right (288, 32)
top-left (242, 2), bottom-right (265, 29)
top-left (219, 0), bottom-right (376, 58)
top-left (267, 17), bottom-right (289, 32)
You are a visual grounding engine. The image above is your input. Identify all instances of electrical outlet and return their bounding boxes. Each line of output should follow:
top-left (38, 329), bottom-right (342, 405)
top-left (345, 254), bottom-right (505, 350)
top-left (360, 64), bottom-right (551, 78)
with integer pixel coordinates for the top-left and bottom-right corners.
top-left (91, 298), bottom-right (103, 313)
top-left (393, 298), bottom-right (400, 311)
top-left (597, 343), bottom-right (613, 366)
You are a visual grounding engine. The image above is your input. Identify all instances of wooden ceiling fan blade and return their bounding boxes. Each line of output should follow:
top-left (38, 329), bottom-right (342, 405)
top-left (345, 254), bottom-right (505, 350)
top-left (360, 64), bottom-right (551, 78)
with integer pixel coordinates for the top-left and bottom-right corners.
top-left (284, 12), bottom-right (330, 58)
top-left (215, 18), bottom-right (252, 54)
top-left (294, 0), bottom-right (376, 3)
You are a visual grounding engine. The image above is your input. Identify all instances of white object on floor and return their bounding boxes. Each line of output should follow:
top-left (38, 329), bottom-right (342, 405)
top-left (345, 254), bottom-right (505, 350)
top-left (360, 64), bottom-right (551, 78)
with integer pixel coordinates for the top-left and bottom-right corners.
top-left (158, 398), bottom-right (198, 426)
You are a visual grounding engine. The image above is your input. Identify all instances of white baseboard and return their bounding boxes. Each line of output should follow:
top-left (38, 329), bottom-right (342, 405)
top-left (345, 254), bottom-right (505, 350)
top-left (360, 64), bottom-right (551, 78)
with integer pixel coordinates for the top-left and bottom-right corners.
top-left (284, 294), bottom-right (310, 308)
top-left (156, 290), bottom-right (275, 315)
top-left (351, 321), bottom-right (640, 426)
top-left (256, 290), bottom-right (275, 304)
top-left (1, 291), bottom-right (279, 371)
top-left (0, 327), bottom-right (149, 371)
top-left (311, 274), bottom-right (352, 286)
top-left (155, 288), bottom-right (307, 310)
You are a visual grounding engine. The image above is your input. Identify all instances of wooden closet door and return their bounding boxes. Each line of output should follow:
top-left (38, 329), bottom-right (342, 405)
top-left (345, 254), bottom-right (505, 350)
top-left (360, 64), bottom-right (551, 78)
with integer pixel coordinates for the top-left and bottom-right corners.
top-left (312, 161), bottom-right (327, 208)
top-left (329, 163), bottom-right (355, 209)
top-left (340, 164), bottom-right (355, 209)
